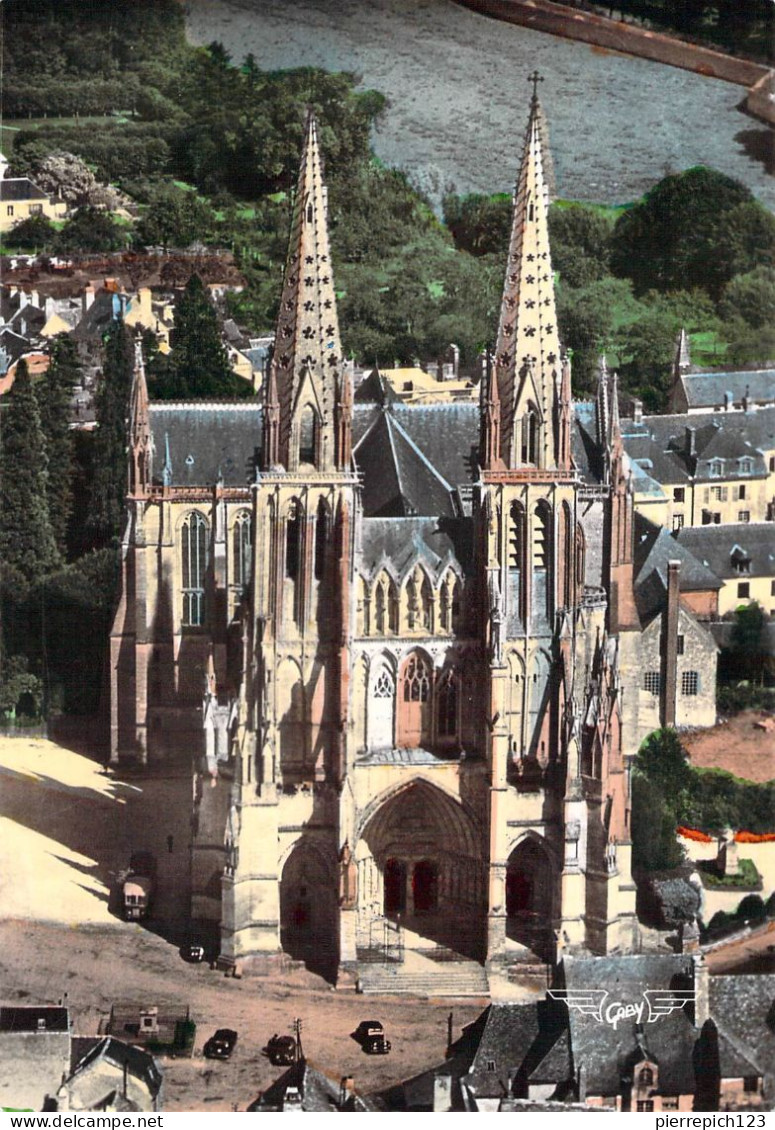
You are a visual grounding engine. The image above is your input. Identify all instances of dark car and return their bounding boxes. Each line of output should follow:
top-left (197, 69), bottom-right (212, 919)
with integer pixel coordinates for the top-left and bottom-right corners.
top-left (203, 1028), bottom-right (238, 1059)
top-left (266, 1033), bottom-right (297, 1066)
top-left (181, 942), bottom-right (206, 963)
top-left (355, 1020), bottom-right (391, 1055)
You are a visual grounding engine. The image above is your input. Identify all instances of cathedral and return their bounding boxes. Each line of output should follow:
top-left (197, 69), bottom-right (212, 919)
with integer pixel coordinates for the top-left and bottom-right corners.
top-left (110, 92), bottom-right (718, 986)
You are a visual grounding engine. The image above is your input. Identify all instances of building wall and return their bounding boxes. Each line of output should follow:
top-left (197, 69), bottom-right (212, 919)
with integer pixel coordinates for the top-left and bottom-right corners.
top-left (717, 573), bottom-right (775, 617)
top-left (0, 1032), bottom-right (71, 1111)
top-left (1, 196), bottom-right (67, 234)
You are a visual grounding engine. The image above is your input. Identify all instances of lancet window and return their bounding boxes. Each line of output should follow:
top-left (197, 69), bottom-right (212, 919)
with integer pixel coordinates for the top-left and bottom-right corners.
top-left (181, 511), bottom-right (209, 627)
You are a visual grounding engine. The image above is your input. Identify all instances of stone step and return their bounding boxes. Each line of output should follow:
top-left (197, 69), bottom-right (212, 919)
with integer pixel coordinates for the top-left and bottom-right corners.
top-left (357, 963), bottom-right (489, 998)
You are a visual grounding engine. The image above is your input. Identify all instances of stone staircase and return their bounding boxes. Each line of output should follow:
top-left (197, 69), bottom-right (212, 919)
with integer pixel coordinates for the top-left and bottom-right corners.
top-left (357, 960), bottom-right (489, 997)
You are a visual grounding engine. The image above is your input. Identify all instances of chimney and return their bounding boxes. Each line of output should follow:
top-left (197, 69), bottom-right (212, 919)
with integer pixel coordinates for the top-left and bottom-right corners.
top-left (433, 1074), bottom-right (453, 1112)
top-left (82, 285), bottom-right (95, 313)
top-left (662, 560), bottom-right (681, 727)
top-left (692, 954), bottom-right (710, 1027)
top-left (684, 426), bottom-right (696, 459)
top-left (338, 1076), bottom-right (355, 1110)
top-left (632, 398), bottom-right (643, 425)
top-left (742, 385), bottom-right (750, 413)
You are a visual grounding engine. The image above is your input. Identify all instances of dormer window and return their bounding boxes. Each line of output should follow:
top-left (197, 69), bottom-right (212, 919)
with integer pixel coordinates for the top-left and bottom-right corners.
top-left (639, 1067), bottom-right (654, 1087)
top-left (709, 460), bottom-right (724, 478)
top-left (738, 458), bottom-right (753, 475)
top-left (731, 548), bottom-right (751, 575)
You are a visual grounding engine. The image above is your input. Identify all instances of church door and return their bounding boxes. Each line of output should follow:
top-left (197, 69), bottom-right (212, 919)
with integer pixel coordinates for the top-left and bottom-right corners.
top-left (384, 858), bottom-right (406, 915)
top-left (412, 860), bottom-right (438, 914)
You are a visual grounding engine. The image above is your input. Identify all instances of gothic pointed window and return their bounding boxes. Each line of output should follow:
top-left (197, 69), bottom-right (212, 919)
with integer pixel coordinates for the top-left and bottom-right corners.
top-left (181, 511), bottom-right (209, 627)
top-left (299, 405), bottom-right (317, 466)
top-left (231, 509), bottom-right (252, 616)
top-left (286, 500), bottom-right (301, 580)
top-left (532, 502), bottom-right (553, 622)
top-left (509, 503), bottom-right (525, 573)
top-left (521, 409), bottom-right (538, 465)
top-left (375, 580), bottom-right (387, 634)
top-left (436, 669), bottom-right (458, 739)
top-left (314, 498), bottom-right (328, 581)
top-left (440, 581), bottom-right (451, 632)
top-left (561, 502), bottom-right (572, 609)
top-left (369, 662), bottom-right (395, 750)
top-left (420, 574), bottom-right (433, 633)
top-left (399, 651), bottom-right (432, 749)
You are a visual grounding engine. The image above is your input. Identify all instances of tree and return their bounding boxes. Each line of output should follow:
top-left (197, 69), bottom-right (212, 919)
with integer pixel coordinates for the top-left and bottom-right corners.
top-left (0, 359), bottom-right (60, 592)
top-left (55, 206), bottom-right (127, 255)
top-left (89, 320), bottom-right (135, 544)
top-left (719, 266), bottom-right (775, 330)
top-left (135, 184), bottom-right (216, 251)
top-left (631, 774), bottom-right (685, 873)
top-left (610, 167), bottom-right (752, 298)
top-left (150, 273), bottom-right (252, 399)
top-left (724, 602), bottom-right (773, 685)
top-left (36, 336), bottom-right (80, 555)
top-left (635, 729), bottom-right (693, 798)
top-left (2, 214), bottom-right (56, 253)
top-left (443, 192), bottom-right (511, 257)
top-left (548, 203), bottom-right (613, 289)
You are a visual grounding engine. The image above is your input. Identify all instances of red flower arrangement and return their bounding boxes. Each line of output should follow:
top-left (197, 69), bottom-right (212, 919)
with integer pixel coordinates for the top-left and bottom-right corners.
top-left (676, 826), bottom-right (713, 843)
top-left (735, 831), bottom-right (775, 843)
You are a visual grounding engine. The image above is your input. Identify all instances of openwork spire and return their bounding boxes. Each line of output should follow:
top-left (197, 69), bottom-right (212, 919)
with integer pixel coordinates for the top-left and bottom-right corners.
top-left (493, 83), bottom-right (563, 470)
top-left (270, 110), bottom-right (344, 472)
top-left (129, 338), bottom-right (151, 495)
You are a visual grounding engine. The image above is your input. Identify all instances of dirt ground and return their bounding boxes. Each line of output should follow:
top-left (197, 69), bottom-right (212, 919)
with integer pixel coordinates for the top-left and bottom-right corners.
top-left (0, 737), bottom-right (485, 1111)
top-left (683, 710), bottom-right (775, 784)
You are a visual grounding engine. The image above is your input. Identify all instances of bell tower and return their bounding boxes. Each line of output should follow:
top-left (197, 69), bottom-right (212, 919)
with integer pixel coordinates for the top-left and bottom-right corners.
top-left (220, 112), bottom-right (357, 966)
top-left (478, 80), bottom-right (586, 969)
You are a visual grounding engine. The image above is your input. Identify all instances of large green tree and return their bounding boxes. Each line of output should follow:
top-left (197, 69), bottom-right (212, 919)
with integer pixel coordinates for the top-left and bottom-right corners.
top-left (36, 336), bottom-right (81, 555)
top-left (0, 359), bottom-right (60, 591)
top-left (150, 273), bottom-right (252, 399)
top-left (610, 167), bottom-right (753, 298)
top-left (89, 320), bottom-right (135, 544)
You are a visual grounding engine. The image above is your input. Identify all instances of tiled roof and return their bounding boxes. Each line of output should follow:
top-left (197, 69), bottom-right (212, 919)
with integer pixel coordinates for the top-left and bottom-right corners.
top-left (633, 513), bottom-right (722, 621)
top-left (674, 523), bottom-right (775, 578)
top-left (70, 1036), bottom-right (163, 1098)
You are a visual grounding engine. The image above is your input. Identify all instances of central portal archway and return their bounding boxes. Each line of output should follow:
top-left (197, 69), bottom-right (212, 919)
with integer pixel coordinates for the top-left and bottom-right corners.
top-left (505, 835), bottom-right (555, 961)
top-left (356, 780), bottom-right (485, 961)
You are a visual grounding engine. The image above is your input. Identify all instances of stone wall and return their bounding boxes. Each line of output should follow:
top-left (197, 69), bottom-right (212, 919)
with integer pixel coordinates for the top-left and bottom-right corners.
top-left (454, 0), bottom-right (768, 88)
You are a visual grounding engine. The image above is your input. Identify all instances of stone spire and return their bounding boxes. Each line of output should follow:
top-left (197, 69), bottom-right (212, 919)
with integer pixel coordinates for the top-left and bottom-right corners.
top-left (129, 338), bottom-right (151, 496)
top-left (674, 327), bottom-right (691, 377)
top-left (271, 110), bottom-right (344, 473)
top-left (493, 80), bottom-right (563, 471)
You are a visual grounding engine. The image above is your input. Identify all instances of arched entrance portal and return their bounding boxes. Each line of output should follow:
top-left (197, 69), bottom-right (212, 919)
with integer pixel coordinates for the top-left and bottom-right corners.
top-left (279, 840), bottom-right (338, 978)
top-left (357, 780), bottom-right (485, 961)
top-left (506, 836), bottom-right (555, 961)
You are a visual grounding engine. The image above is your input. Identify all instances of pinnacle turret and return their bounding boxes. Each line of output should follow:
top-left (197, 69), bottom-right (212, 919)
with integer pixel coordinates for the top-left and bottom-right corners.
top-left (492, 84), bottom-right (563, 471)
top-left (269, 111), bottom-right (344, 473)
top-left (129, 339), bottom-right (151, 495)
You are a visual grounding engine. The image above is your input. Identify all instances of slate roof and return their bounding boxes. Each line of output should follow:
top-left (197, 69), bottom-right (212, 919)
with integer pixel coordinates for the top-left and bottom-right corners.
top-left (633, 512), bottom-right (722, 622)
top-left (673, 523), bottom-right (775, 579)
top-left (353, 410), bottom-right (457, 517)
top-left (0, 178), bottom-right (48, 202)
top-left (463, 1000), bottom-right (569, 1099)
top-left (358, 516), bottom-right (473, 579)
top-left (710, 975), bottom-right (775, 1093)
top-left (247, 1058), bottom-right (374, 1111)
top-left (563, 955), bottom-right (697, 1098)
top-left (0, 1006), bottom-right (69, 1032)
top-left (69, 1036), bottom-right (163, 1099)
top-left (572, 402), bottom-right (603, 486)
top-left (149, 403), bottom-right (261, 487)
top-left (376, 1009), bottom-right (488, 1111)
top-left (622, 408), bottom-right (775, 485)
top-left (680, 370), bottom-right (775, 409)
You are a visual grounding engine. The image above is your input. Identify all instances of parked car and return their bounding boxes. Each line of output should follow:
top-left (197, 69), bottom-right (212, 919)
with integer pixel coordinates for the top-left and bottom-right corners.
top-left (355, 1020), bottom-right (391, 1055)
top-left (204, 1028), bottom-right (238, 1059)
top-left (181, 942), bottom-right (206, 963)
top-left (266, 1033), bottom-right (297, 1065)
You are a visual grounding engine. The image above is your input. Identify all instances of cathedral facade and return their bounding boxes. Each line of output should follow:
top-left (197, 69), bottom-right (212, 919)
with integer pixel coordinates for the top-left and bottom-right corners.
top-left (111, 96), bottom-right (717, 983)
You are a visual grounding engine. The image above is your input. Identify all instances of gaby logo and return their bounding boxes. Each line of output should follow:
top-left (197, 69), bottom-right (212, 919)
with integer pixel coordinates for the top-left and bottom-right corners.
top-left (547, 989), bottom-right (696, 1031)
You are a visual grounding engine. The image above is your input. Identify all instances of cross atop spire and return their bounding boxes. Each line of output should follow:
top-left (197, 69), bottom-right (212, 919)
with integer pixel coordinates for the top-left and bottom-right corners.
top-left (268, 110), bottom-right (345, 473)
top-left (528, 70), bottom-right (544, 104)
